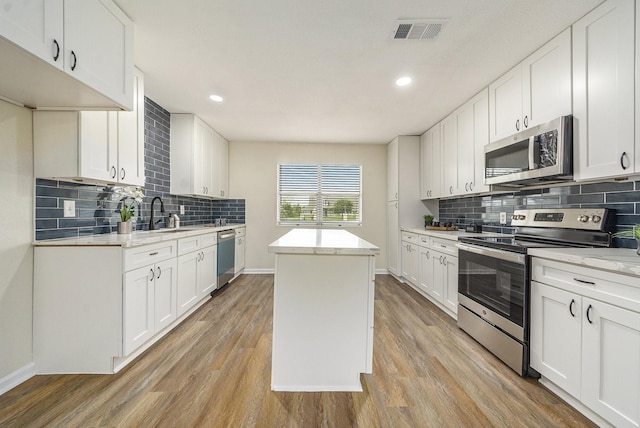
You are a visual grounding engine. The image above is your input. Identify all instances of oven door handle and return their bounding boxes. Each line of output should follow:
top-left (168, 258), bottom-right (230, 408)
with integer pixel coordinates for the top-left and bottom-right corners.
top-left (456, 243), bottom-right (525, 265)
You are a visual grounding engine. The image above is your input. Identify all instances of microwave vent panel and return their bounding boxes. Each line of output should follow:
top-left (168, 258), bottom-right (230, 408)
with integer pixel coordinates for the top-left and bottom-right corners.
top-left (392, 19), bottom-right (448, 40)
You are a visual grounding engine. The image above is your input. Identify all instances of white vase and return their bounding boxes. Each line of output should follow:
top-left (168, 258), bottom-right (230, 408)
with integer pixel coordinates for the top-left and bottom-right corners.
top-left (117, 221), bottom-right (132, 234)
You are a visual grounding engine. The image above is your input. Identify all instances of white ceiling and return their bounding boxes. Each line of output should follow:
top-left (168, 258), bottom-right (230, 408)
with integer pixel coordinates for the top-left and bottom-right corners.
top-left (114, 0), bottom-right (603, 144)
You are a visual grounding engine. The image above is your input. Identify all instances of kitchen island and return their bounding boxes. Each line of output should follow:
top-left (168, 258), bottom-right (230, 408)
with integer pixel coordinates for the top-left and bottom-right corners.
top-left (268, 228), bottom-right (380, 391)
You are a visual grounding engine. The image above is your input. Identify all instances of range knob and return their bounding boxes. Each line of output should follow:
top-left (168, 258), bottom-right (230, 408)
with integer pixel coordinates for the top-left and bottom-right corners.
top-left (591, 215), bottom-right (602, 223)
top-left (578, 215), bottom-right (589, 222)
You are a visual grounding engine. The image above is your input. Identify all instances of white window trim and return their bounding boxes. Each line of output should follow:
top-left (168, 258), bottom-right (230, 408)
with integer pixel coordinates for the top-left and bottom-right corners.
top-left (277, 163), bottom-right (362, 227)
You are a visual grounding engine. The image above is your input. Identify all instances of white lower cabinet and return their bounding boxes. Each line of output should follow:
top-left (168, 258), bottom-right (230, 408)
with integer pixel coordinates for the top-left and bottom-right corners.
top-left (531, 258), bottom-right (640, 428)
top-left (400, 232), bottom-right (419, 286)
top-left (177, 233), bottom-right (217, 316)
top-left (404, 232), bottom-right (458, 319)
top-left (33, 232), bottom-right (223, 374)
top-left (235, 227), bottom-right (246, 275)
top-left (124, 257), bottom-right (177, 356)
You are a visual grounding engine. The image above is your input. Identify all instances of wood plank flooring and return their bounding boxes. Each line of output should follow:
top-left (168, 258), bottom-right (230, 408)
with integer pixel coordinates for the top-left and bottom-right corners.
top-left (0, 274), bottom-right (595, 427)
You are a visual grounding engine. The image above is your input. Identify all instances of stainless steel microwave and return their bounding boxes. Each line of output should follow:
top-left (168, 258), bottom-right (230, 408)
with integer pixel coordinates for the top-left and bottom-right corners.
top-left (484, 115), bottom-right (573, 187)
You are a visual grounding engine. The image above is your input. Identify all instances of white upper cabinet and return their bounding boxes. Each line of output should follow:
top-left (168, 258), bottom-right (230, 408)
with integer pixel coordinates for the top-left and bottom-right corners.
top-left (387, 137), bottom-right (399, 201)
top-left (33, 68), bottom-right (145, 186)
top-left (441, 113), bottom-right (457, 197)
top-left (489, 28), bottom-right (572, 143)
top-left (439, 89), bottom-right (489, 198)
top-left (0, 0), bottom-right (133, 110)
top-left (420, 124), bottom-right (441, 199)
top-left (573, 0), bottom-right (635, 181)
top-left (171, 114), bottom-right (229, 199)
top-left (212, 130), bottom-right (230, 198)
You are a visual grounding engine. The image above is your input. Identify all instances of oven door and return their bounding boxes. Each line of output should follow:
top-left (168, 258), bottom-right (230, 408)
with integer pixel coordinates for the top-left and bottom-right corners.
top-left (457, 243), bottom-right (527, 341)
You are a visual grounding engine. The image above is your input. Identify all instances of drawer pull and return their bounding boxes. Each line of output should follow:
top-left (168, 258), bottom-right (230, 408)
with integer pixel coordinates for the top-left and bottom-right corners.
top-left (569, 299), bottom-right (575, 317)
top-left (149, 252), bottom-right (159, 256)
top-left (573, 277), bottom-right (595, 285)
top-left (586, 304), bottom-right (593, 324)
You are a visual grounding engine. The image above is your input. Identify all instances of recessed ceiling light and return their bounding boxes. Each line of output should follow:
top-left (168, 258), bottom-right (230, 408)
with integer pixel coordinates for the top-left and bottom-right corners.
top-left (396, 76), bottom-right (412, 87)
top-left (209, 94), bottom-right (224, 102)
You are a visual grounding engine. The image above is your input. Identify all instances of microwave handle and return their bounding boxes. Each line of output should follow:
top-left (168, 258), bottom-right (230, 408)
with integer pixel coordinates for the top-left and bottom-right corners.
top-left (528, 136), bottom-right (535, 170)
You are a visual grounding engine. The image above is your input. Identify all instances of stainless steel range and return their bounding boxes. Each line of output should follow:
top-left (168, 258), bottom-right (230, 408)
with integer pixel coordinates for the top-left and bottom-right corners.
top-left (456, 208), bottom-right (614, 376)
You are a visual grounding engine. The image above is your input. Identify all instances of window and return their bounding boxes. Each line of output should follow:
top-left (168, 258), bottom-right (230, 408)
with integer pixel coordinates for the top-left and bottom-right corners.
top-left (277, 164), bottom-right (362, 226)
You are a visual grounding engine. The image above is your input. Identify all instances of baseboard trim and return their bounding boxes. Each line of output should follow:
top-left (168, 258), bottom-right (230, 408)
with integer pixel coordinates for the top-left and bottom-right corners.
top-left (243, 268), bottom-right (275, 274)
top-left (243, 268), bottom-right (390, 276)
top-left (0, 362), bottom-right (35, 396)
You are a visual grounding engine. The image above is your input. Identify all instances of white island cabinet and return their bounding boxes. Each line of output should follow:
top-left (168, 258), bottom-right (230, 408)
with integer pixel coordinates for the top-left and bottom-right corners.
top-left (268, 229), bottom-right (379, 392)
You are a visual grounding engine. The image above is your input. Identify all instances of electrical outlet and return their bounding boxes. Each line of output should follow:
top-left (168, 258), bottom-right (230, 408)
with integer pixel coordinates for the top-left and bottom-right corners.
top-left (180, 205), bottom-right (185, 215)
top-left (63, 200), bottom-right (75, 217)
top-left (500, 212), bottom-right (507, 224)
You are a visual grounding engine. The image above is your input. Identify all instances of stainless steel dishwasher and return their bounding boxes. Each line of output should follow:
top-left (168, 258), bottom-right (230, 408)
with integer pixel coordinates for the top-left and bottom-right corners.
top-left (216, 229), bottom-right (236, 288)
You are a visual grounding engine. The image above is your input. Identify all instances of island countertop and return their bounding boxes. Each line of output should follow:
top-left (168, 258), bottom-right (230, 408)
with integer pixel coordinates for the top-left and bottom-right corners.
top-left (268, 228), bottom-right (380, 256)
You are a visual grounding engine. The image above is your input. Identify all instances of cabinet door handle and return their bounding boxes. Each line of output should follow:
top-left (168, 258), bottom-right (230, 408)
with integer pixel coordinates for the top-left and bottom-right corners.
top-left (620, 152), bottom-right (630, 170)
top-left (70, 50), bottom-right (77, 71)
top-left (569, 299), bottom-right (576, 317)
top-left (201, 251), bottom-right (205, 260)
top-left (573, 277), bottom-right (595, 285)
top-left (149, 268), bottom-right (155, 281)
top-left (156, 266), bottom-right (161, 279)
top-left (469, 181), bottom-right (474, 191)
top-left (586, 304), bottom-right (593, 324)
top-left (121, 168), bottom-right (126, 180)
top-left (465, 183), bottom-right (469, 192)
top-left (395, 202), bottom-right (398, 208)
top-left (515, 119), bottom-right (520, 131)
top-left (449, 186), bottom-right (453, 194)
top-left (52, 39), bottom-right (60, 61)
top-left (439, 255), bottom-right (443, 264)
top-left (442, 256), bottom-right (447, 265)
top-left (426, 251), bottom-right (430, 259)
top-left (395, 192), bottom-right (398, 199)
top-left (523, 115), bottom-right (528, 128)
top-left (111, 166), bottom-right (117, 179)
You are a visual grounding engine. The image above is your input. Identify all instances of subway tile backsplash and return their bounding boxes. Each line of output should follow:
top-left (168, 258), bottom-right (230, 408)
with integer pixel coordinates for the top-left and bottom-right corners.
top-left (438, 180), bottom-right (640, 249)
top-left (35, 97), bottom-right (245, 240)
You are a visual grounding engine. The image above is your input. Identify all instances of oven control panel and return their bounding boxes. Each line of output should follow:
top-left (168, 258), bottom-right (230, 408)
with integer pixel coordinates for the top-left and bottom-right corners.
top-left (511, 208), bottom-right (610, 230)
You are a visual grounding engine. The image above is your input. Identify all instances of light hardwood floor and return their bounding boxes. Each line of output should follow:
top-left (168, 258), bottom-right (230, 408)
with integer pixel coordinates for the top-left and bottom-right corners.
top-left (0, 274), bottom-right (594, 427)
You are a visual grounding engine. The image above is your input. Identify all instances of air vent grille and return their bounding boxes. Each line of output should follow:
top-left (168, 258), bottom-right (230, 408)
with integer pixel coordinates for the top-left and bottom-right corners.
top-left (392, 19), bottom-right (448, 40)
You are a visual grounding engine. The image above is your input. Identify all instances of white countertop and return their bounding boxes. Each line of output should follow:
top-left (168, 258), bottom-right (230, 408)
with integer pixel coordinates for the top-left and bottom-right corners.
top-left (268, 228), bottom-right (380, 255)
top-left (401, 227), bottom-right (505, 241)
top-left (33, 224), bottom-right (245, 248)
top-left (529, 247), bottom-right (640, 277)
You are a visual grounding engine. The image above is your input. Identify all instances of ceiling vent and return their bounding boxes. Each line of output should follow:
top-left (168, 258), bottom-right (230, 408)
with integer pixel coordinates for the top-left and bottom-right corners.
top-left (392, 19), bottom-right (448, 40)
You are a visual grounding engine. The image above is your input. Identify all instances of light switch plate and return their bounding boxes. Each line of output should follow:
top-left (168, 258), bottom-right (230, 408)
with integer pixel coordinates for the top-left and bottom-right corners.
top-left (63, 200), bottom-right (75, 217)
top-left (500, 212), bottom-right (507, 224)
top-left (180, 205), bottom-right (185, 215)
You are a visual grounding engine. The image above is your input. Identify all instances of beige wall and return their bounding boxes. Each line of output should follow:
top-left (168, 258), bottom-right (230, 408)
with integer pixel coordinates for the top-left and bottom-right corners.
top-left (229, 141), bottom-right (387, 271)
top-left (0, 100), bottom-right (34, 379)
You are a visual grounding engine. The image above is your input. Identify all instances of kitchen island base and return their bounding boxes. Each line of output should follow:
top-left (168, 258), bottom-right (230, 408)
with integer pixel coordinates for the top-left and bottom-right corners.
top-left (268, 229), bottom-right (378, 392)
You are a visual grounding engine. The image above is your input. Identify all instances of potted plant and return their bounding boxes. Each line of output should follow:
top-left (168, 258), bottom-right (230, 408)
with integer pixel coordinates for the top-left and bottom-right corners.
top-left (424, 215), bottom-right (434, 228)
top-left (114, 186), bottom-right (145, 234)
top-left (613, 224), bottom-right (640, 255)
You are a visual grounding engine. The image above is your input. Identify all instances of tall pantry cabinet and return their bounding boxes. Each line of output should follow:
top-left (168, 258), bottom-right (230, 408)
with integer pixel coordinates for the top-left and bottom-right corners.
top-left (387, 136), bottom-right (429, 277)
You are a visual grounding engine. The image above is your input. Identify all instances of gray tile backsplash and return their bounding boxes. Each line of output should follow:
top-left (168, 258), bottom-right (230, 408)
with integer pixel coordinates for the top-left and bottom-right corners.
top-left (35, 97), bottom-right (245, 240)
top-left (438, 180), bottom-right (640, 248)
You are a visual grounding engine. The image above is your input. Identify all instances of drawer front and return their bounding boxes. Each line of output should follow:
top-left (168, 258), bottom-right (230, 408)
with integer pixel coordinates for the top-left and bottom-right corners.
top-left (532, 258), bottom-right (640, 312)
top-left (418, 235), bottom-right (429, 248)
top-left (235, 227), bottom-right (246, 238)
top-left (200, 233), bottom-right (217, 247)
top-left (430, 237), bottom-right (457, 256)
top-left (124, 241), bottom-right (177, 272)
top-left (178, 236), bottom-right (201, 255)
top-left (401, 231), bottom-right (418, 243)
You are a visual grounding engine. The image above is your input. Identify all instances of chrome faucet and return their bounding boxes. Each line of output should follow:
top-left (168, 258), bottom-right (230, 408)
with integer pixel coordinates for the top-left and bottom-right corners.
top-left (149, 196), bottom-right (165, 230)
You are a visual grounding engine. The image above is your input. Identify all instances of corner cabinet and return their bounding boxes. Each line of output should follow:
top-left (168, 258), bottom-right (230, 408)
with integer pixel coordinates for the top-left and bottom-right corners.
top-left (489, 28), bottom-right (572, 143)
top-left (573, 0), bottom-right (636, 181)
top-left (531, 257), bottom-right (640, 428)
top-left (33, 68), bottom-right (145, 186)
top-left (170, 114), bottom-right (229, 199)
top-left (33, 234), bottom-right (218, 374)
top-left (0, 0), bottom-right (133, 110)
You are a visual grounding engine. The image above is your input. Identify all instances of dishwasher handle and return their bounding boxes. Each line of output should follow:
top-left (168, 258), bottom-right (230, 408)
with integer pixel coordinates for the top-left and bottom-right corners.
top-left (218, 231), bottom-right (236, 241)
